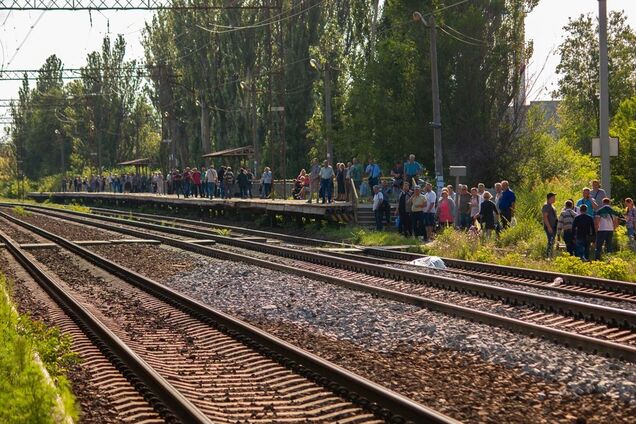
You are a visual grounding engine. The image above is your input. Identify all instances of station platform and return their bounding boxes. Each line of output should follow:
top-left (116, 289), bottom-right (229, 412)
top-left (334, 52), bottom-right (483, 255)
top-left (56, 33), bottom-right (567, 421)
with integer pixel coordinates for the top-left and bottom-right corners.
top-left (27, 192), bottom-right (355, 223)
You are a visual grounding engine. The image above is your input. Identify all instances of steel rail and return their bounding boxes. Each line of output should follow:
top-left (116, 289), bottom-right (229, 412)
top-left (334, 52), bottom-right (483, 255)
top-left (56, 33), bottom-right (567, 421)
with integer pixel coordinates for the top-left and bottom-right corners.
top-left (0, 210), bottom-right (456, 424)
top-left (5, 208), bottom-right (636, 362)
top-left (62, 204), bottom-right (636, 296)
top-left (363, 247), bottom-right (636, 296)
top-left (89, 206), bottom-right (331, 246)
top-left (17, 205), bottom-right (636, 331)
top-left (21, 203), bottom-right (636, 298)
top-left (323, 250), bottom-right (636, 305)
top-left (0, 229), bottom-right (213, 424)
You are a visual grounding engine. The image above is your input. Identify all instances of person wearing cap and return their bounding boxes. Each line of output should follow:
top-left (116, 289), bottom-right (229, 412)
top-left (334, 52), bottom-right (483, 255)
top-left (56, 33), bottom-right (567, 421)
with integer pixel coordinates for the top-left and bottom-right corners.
top-left (542, 192), bottom-right (558, 258)
top-left (410, 185), bottom-right (427, 241)
top-left (372, 185), bottom-right (385, 230)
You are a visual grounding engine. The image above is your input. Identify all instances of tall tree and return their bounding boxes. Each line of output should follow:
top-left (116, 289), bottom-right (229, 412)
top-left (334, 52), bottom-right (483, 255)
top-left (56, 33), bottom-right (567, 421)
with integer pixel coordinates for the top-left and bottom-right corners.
top-left (555, 11), bottom-right (636, 152)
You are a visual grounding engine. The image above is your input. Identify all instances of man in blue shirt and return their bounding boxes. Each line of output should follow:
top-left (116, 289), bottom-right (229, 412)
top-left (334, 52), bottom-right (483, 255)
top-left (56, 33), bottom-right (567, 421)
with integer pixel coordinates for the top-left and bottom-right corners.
top-left (498, 180), bottom-right (516, 229)
top-left (365, 159), bottom-right (382, 194)
top-left (403, 154), bottom-right (423, 187)
top-left (576, 188), bottom-right (596, 217)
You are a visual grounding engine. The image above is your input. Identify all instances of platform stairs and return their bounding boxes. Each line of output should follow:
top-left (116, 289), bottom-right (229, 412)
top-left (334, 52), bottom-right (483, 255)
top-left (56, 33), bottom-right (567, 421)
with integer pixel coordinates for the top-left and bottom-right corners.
top-left (355, 203), bottom-right (397, 229)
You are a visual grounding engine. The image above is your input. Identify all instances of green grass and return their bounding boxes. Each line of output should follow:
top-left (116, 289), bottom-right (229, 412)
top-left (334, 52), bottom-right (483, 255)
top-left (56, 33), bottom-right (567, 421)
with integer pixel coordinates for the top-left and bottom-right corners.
top-left (211, 228), bottom-right (232, 237)
top-left (11, 206), bottom-right (31, 217)
top-left (316, 225), bottom-right (419, 246)
top-left (421, 226), bottom-right (636, 282)
top-left (0, 275), bottom-right (79, 423)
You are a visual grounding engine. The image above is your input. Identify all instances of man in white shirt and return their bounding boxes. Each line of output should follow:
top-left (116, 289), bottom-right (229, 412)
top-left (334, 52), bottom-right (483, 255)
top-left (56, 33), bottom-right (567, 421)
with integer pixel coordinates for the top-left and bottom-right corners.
top-left (206, 167), bottom-right (218, 199)
top-left (372, 185), bottom-right (384, 231)
top-left (319, 160), bottom-right (335, 204)
top-left (423, 183), bottom-right (437, 240)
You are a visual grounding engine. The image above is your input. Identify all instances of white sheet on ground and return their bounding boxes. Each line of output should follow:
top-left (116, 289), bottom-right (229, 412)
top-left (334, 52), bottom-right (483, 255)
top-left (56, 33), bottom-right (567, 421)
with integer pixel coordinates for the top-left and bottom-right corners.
top-left (409, 256), bottom-right (446, 269)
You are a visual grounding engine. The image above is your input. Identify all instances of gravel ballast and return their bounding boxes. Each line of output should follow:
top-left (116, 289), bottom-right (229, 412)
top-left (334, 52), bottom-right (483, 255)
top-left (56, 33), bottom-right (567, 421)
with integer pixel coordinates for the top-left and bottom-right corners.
top-left (89, 243), bottom-right (636, 423)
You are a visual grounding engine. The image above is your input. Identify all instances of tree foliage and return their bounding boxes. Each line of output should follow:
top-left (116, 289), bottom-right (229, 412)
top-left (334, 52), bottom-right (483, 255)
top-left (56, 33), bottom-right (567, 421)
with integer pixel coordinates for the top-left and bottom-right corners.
top-left (8, 38), bottom-right (159, 180)
top-left (555, 11), bottom-right (636, 152)
top-left (554, 10), bottom-right (636, 199)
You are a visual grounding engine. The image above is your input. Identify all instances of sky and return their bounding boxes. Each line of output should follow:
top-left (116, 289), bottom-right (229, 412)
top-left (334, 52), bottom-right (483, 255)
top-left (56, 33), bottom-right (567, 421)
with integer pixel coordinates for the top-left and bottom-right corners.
top-left (1, 0), bottom-right (636, 123)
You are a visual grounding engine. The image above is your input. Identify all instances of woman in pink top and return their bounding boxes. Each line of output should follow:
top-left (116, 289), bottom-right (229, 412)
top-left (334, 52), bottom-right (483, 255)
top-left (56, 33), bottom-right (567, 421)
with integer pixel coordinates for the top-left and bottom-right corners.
top-left (436, 189), bottom-right (456, 227)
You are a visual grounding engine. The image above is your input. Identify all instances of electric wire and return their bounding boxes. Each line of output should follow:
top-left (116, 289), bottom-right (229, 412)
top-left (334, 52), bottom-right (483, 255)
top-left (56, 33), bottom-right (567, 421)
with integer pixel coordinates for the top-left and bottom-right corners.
top-left (438, 25), bottom-right (485, 46)
top-left (196, 0), bottom-right (325, 35)
top-left (443, 23), bottom-right (487, 44)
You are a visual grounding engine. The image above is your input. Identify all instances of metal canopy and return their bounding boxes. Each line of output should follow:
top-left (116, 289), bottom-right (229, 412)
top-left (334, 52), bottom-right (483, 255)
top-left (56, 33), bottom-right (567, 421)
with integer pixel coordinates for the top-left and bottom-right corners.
top-left (118, 158), bottom-right (151, 166)
top-left (202, 146), bottom-right (254, 159)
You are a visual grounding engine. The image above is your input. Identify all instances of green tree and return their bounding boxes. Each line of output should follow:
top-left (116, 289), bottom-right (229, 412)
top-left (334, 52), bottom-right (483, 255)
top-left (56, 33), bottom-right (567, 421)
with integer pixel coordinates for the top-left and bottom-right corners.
top-left (555, 11), bottom-right (636, 152)
top-left (610, 97), bottom-right (636, 200)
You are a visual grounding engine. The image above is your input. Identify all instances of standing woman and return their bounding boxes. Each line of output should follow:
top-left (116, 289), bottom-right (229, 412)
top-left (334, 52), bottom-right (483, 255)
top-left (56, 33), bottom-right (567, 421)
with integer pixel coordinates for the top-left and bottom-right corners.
top-left (469, 187), bottom-right (481, 226)
top-left (436, 189), bottom-right (456, 229)
top-left (336, 163), bottom-right (346, 201)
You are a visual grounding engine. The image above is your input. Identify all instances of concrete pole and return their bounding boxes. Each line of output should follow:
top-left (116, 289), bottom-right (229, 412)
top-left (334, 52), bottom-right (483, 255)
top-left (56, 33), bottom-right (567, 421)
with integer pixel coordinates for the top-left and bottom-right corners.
top-left (324, 64), bottom-right (334, 166)
top-left (599, 0), bottom-right (611, 196)
top-left (427, 15), bottom-right (445, 194)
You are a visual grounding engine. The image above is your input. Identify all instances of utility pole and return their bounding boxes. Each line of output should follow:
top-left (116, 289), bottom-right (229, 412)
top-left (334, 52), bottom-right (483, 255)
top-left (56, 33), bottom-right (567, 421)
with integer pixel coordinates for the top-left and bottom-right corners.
top-left (323, 64), bottom-right (334, 165)
top-left (598, 0), bottom-right (611, 196)
top-left (414, 11), bottom-right (444, 194)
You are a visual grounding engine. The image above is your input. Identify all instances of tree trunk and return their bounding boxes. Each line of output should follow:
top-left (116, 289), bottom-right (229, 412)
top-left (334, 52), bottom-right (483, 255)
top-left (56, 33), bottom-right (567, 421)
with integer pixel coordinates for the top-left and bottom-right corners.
top-left (200, 94), bottom-right (211, 166)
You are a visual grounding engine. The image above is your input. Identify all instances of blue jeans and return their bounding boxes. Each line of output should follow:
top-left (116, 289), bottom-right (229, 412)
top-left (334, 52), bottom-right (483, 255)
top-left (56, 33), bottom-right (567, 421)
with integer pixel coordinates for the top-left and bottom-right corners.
top-left (183, 181), bottom-right (191, 197)
top-left (544, 226), bottom-right (556, 258)
top-left (208, 182), bottom-right (216, 198)
top-left (575, 238), bottom-right (590, 261)
top-left (319, 179), bottom-right (332, 203)
top-left (595, 231), bottom-right (613, 260)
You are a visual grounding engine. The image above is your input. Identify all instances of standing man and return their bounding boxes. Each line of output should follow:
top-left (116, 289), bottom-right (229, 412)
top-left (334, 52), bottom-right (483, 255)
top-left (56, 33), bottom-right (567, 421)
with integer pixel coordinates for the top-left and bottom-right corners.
top-left (206, 166), bottom-right (217, 199)
top-left (498, 180), bottom-right (516, 229)
top-left (200, 166), bottom-right (207, 197)
top-left (542, 192), bottom-right (558, 258)
top-left (350, 157), bottom-right (363, 193)
top-left (410, 185), bottom-right (427, 241)
top-left (572, 204), bottom-right (595, 261)
top-left (223, 167), bottom-right (234, 199)
top-left (217, 166), bottom-right (226, 199)
top-left (307, 158), bottom-right (321, 204)
top-left (260, 167), bottom-right (273, 198)
top-left (458, 185), bottom-right (472, 230)
top-left (397, 182), bottom-right (412, 237)
top-left (404, 154), bottom-right (423, 187)
top-left (319, 160), bottom-right (335, 204)
top-left (365, 159), bottom-right (381, 194)
top-left (594, 198), bottom-right (619, 260)
top-left (576, 188), bottom-right (597, 217)
top-left (423, 182), bottom-right (437, 241)
top-left (172, 169), bottom-right (183, 199)
top-left (372, 185), bottom-right (385, 231)
top-left (590, 180), bottom-right (607, 210)
top-left (192, 167), bottom-right (202, 197)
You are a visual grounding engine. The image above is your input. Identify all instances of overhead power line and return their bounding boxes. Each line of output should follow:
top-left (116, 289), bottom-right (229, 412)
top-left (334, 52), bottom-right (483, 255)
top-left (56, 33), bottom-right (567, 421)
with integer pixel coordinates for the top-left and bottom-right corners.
top-left (0, 67), bottom-right (156, 81)
top-left (0, 0), bottom-right (276, 10)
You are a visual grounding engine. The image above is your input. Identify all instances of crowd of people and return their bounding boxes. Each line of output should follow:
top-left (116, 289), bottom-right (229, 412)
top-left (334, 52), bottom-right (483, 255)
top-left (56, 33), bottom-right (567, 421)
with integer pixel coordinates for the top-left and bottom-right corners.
top-left (58, 154), bottom-right (635, 261)
top-left (542, 182), bottom-right (635, 261)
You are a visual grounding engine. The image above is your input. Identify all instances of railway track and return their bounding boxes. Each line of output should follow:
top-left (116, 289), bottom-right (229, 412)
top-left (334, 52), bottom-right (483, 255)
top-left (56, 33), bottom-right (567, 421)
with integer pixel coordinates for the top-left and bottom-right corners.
top-left (4, 206), bottom-right (636, 363)
top-left (0, 214), bottom-right (454, 424)
top-left (56, 205), bottom-right (636, 301)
